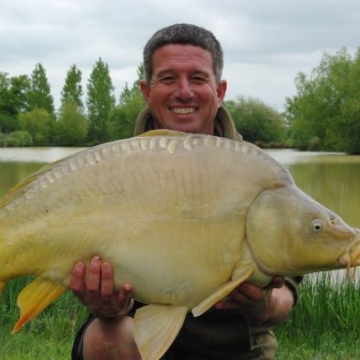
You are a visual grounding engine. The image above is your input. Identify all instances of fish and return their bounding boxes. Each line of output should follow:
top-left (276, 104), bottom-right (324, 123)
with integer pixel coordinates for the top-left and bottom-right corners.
top-left (1, 130), bottom-right (360, 360)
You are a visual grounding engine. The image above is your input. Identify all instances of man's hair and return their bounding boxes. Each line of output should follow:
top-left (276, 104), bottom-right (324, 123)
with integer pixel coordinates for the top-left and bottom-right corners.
top-left (143, 23), bottom-right (224, 84)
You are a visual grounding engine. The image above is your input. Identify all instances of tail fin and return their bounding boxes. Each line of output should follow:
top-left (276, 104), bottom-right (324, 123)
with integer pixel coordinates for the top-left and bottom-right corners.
top-left (12, 277), bottom-right (66, 333)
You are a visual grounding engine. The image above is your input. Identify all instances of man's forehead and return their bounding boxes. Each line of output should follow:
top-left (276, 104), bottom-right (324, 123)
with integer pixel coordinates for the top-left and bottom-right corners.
top-left (152, 44), bottom-right (214, 71)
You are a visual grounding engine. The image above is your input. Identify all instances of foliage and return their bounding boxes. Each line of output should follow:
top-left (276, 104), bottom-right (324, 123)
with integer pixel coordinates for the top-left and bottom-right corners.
top-left (61, 64), bottom-right (84, 112)
top-left (286, 47), bottom-right (360, 154)
top-left (28, 64), bottom-right (55, 116)
top-left (86, 58), bottom-right (115, 144)
top-left (55, 101), bottom-right (87, 146)
top-left (18, 107), bottom-right (55, 145)
top-left (0, 73), bottom-right (30, 133)
top-left (5, 130), bottom-right (33, 147)
top-left (224, 96), bottom-right (287, 147)
top-left (108, 65), bottom-right (146, 139)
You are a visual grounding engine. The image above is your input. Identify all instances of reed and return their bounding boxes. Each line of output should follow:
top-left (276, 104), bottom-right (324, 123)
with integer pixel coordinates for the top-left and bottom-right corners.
top-left (1, 272), bottom-right (360, 359)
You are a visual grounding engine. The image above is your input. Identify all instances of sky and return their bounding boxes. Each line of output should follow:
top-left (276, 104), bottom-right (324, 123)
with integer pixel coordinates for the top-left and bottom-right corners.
top-left (1, 0), bottom-right (359, 112)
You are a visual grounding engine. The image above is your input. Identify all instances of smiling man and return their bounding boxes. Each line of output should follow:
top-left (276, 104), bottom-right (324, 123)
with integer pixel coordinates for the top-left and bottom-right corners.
top-left (140, 43), bottom-right (227, 135)
top-left (71, 24), bottom-right (298, 360)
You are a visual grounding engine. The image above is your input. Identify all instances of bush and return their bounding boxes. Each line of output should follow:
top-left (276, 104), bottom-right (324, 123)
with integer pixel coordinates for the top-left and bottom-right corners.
top-left (5, 131), bottom-right (33, 147)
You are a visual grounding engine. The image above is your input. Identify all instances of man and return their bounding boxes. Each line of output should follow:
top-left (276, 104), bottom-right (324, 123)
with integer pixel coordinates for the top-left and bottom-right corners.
top-left (71, 23), bottom-right (299, 360)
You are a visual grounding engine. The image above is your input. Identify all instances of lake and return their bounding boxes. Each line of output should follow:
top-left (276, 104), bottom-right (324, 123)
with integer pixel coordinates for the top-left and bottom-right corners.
top-left (1, 146), bottom-right (360, 282)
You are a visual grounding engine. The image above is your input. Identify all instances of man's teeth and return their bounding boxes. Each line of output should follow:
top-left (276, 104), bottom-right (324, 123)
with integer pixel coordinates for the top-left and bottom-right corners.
top-left (171, 107), bottom-right (196, 114)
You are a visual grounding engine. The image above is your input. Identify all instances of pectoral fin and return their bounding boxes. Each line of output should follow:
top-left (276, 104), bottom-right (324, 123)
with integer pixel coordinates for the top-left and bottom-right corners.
top-left (192, 264), bottom-right (255, 317)
top-left (133, 304), bottom-right (188, 360)
top-left (12, 277), bottom-right (66, 333)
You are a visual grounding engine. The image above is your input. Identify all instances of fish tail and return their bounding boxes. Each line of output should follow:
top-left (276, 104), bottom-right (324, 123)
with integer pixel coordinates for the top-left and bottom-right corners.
top-left (12, 277), bottom-right (66, 333)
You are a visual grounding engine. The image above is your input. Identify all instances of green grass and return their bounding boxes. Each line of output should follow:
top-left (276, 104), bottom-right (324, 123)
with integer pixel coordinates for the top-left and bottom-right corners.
top-left (0, 277), bottom-right (88, 359)
top-left (1, 273), bottom-right (360, 359)
top-left (275, 272), bottom-right (360, 359)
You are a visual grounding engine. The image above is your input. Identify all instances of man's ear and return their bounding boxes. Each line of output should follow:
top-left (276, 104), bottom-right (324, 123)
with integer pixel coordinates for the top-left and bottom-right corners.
top-left (217, 80), bottom-right (227, 105)
top-left (140, 80), bottom-right (150, 102)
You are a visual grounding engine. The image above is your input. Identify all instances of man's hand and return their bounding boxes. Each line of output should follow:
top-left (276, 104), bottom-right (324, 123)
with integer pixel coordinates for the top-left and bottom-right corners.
top-left (70, 256), bottom-right (134, 319)
top-left (214, 276), bottom-right (293, 325)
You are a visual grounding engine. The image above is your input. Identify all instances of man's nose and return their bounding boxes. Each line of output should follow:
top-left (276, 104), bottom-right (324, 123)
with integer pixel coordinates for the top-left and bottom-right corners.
top-left (175, 80), bottom-right (194, 99)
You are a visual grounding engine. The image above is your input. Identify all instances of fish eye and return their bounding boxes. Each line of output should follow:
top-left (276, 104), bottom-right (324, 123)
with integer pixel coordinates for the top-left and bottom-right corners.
top-left (311, 218), bottom-right (323, 232)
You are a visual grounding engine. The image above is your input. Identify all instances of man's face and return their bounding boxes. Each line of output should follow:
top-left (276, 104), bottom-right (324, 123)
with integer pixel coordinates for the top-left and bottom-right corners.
top-left (140, 44), bottom-right (227, 135)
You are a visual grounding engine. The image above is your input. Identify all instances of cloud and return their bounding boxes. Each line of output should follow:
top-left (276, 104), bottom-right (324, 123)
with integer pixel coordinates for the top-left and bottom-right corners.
top-left (1, 0), bottom-right (359, 111)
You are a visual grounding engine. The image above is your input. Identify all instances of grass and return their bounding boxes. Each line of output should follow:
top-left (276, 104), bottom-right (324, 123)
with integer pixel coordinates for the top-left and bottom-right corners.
top-left (275, 272), bottom-right (360, 359)
top-left (0, 277), bottom-right (88, 359)
top-left (1, 273), bottom-right (360, 359)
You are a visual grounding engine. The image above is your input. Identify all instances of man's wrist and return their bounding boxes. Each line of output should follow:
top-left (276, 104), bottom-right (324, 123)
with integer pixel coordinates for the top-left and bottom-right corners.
top-left (93, 309), bottom-right (127, 321)
top-left (92, 299), bottom-right (134, 321)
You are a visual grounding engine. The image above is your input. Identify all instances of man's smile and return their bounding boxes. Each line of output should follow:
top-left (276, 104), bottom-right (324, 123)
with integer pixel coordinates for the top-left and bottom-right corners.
top-left (170, 107), bottom-right (197, 114)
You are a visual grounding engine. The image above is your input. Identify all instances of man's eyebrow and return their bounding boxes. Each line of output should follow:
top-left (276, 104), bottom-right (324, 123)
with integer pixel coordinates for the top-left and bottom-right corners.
top-left (155, 69), bottom-right (211, 77)
top-left (155, 69), bottom-right (174, 77)
top-left (190, 70), bottom-right (211, 77)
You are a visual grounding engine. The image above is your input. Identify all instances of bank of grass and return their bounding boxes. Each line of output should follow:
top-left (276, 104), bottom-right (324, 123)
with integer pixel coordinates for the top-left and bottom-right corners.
top-left (275, 272), bottom-right (360, 359)
top-left (1, 273), bottom-right (360, 359)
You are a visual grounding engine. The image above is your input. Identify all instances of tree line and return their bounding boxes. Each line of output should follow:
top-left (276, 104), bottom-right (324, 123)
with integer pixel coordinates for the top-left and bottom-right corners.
top-left (0, 59), bottom-right (145, 147)
top-left (1, 46), bottom-right (359, 153)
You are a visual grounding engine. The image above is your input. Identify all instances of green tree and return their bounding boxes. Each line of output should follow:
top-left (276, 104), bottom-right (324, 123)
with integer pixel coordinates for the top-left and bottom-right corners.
top-left (61, 64), bottom-right (84, 112)
top-left (224, 96), bottom-right (287, 146)
top-left (55, 101), bottom-right (87, 146)
top-left (28, 63), bottom-right (55, 115)
top-left (19, 107), bottom-right (54, 145)
top-left (0, 73), bottom-right (30, 133)
top-left (108, 65), bottom-right (146, 140)
top-left (286, 47), bottom-right (360, 153)
top-left (86, 58), bottom-right (115, 143)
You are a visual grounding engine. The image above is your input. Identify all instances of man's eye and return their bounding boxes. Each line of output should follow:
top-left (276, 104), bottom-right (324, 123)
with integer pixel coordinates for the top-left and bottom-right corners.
top-left (160, 76), bottom-right (174, 83)
top-left (191, 77), bottom-right (207, 83)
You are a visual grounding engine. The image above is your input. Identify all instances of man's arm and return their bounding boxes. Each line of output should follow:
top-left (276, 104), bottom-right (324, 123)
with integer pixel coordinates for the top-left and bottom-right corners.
top-left (70, 256), bottom-right (141, 360)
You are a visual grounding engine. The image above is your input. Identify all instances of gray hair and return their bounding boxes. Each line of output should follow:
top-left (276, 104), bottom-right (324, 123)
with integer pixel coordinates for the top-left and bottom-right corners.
top-left (143, 23), bottom-right (224, 84)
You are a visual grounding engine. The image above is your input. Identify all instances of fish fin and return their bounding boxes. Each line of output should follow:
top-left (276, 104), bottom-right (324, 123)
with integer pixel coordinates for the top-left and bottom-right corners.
top-left (12, 277), bottom-right (67, 334)
top-left (133, 304), bottom-right (188, 360)
top-left (192, 264), bottom-right (255, 317)
top-left (138, 129), bottom-right (186, 137)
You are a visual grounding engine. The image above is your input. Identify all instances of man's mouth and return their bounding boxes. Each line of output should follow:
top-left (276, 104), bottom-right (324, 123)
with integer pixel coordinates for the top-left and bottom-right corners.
top-left (170, 107), bottom-right (197, 115)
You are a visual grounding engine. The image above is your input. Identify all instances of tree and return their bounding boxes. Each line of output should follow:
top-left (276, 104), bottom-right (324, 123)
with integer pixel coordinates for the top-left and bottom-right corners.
top-left (55, 101), bottom-right (87, 146)
top-left (86, 58), bottom-right (115, 143)
top-left (0, 73), bottom-right (30, 133)
top-left (286, 47), bottom-right (360, 153)
top-left (61, 64), bottom-right (84, 112)
top-left (28, 63), bottom-right (55, 115)
top-left (108, 64), bottom-right (146, 140)
top-left (19, 107), bottom-right (54, 145)
top-left (224, 96), bottom-right (287, 146)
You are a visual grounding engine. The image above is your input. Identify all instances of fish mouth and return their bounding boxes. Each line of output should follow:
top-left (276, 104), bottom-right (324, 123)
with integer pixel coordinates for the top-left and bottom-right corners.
top-left (338, 232), bottom-right (360, 279)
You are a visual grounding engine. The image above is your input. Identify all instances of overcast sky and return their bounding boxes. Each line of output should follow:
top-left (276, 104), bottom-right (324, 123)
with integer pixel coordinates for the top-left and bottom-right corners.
top-left (1, 0), bottom-right (359, 112)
